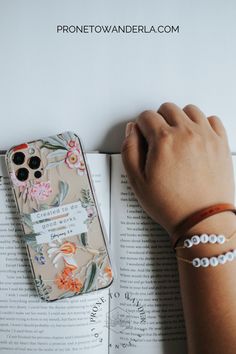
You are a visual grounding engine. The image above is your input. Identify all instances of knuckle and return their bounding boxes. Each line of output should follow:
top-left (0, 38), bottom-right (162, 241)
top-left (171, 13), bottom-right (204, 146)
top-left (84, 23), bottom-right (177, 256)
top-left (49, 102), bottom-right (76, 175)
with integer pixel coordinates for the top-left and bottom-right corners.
top-left (210, 115), bottom-right (224, 128)
top-left (183, 103), bottom-right (197, 111)
top-left (159, 102), bottom-right (174, 111)
top-left (150, 129), bottom-right (172, 156)
top-left (138, 110), bottom-right (155, 123)
top-left (158, 102), bottom-right (175, 114)
top-left (209, 114), bottom-right (220, 121)
top-left (183, 126), bottom-right (202, 143)
top-left (159, 127), bottom-right (171, 139)
top-left (149, 128), bottom-right (173, 147)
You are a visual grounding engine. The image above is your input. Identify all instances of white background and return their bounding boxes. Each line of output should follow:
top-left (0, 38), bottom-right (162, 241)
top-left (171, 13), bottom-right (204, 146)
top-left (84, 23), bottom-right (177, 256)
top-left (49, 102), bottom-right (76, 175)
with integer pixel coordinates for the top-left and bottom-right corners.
top-left (0, 0), bottom-right (236, 153)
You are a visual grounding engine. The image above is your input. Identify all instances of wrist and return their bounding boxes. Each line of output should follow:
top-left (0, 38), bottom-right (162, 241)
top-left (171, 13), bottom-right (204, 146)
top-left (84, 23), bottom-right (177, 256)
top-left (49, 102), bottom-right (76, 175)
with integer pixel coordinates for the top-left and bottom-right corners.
top-left (186, 211), bottom-right (236, 236)
top-left (171, 203), bottom-right (236, 249)
top-left (177, 211), bottom-right (236, 258)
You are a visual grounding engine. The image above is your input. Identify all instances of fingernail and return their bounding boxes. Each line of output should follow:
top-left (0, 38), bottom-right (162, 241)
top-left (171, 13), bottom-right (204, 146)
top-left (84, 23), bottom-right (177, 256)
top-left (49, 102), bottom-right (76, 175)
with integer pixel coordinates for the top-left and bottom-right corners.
top-left (125, 122), bottom-right (134, 137)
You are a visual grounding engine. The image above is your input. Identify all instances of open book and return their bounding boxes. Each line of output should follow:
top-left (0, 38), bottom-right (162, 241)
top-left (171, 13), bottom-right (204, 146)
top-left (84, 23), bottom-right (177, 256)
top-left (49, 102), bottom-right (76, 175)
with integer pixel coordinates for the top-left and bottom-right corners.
top-left (3, 150), bottom-right (217, 354)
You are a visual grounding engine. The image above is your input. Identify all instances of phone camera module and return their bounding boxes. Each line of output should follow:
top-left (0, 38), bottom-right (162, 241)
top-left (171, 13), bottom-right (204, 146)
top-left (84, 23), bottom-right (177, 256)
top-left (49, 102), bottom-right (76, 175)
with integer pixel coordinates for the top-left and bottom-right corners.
top-left (16, 168), bottom-right (29, 181)
top-left (34, 171), bottom-right (42, 179)
top-left (28, 156), bottom-right (41, 170)
top-left (12, 152), bottom-right (25, 165)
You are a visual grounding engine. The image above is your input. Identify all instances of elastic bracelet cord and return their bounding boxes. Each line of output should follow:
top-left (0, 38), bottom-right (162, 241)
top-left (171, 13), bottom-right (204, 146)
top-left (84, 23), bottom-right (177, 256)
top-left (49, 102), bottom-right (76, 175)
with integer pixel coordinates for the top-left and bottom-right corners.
top-left (176, 248), bottom-right (236, 268)
top-left (175, 231), bottom-right (236, 268)
top-left (175, 230), bottom-right (236, 250)
top-left (171, 203), bottom-right (236, 250)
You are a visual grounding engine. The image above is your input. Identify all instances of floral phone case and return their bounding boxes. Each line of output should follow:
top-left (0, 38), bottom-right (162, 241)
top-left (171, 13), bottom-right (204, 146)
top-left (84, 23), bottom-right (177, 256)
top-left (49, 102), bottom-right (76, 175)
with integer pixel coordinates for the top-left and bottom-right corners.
top-left (5, 132), bottom-right (113, 301)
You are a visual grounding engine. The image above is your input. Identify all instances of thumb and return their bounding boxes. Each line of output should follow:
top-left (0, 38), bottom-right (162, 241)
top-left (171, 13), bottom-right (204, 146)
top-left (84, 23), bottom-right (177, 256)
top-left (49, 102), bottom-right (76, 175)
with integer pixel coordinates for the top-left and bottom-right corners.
top-left (121, 122), bottom-right (146, 187)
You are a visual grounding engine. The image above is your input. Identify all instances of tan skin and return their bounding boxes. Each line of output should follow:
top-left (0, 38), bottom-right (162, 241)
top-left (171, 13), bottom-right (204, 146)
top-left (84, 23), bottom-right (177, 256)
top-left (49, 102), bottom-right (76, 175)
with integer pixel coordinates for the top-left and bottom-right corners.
top-left (121, 103), bottom-right (236, 354)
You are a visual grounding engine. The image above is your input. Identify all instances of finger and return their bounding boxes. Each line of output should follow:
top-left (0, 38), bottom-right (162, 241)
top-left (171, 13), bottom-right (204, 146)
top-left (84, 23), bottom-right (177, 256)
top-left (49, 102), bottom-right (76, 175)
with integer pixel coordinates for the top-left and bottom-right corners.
top-left (207, 116), bottom-right (227, 138)
top-left (121, 122), bottom-right (146, 186)
top-left (158, 102), bottom-right (191, 126)
top-left (183, 104), bottom-right (207, 124)
top-left (135, 110), bottom-right (170, 144)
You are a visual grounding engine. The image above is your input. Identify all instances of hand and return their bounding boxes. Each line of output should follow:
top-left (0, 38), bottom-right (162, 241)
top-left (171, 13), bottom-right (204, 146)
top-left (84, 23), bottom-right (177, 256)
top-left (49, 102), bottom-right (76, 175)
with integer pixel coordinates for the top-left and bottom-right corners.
top-left (121, 102), bottom-right (234, 235)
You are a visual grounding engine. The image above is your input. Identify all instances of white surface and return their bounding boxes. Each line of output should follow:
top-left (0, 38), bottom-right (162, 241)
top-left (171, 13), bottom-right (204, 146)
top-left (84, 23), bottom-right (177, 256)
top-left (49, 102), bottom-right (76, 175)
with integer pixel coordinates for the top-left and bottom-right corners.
top-left (0, 0), bottom-right (236, 153)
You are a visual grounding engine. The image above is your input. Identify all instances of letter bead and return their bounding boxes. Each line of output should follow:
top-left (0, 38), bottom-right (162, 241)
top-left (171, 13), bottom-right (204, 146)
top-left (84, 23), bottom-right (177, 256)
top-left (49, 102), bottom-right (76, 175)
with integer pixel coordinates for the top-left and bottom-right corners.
top-left (191, 235), bottom-right (200, 245)
top-left (184, 239), bottom-right (192, 248)
top-left (210, 257), bottom-right (219, 267)
top-left (192, 258), bottom-right (201, 267)
top-left (200, 234), bottom-right (209, 243)
top-left (218, 254), bottom-right (227, 264)
top-left (217, 234), bottom-right (226, 244)
top-left (226, 251), bottom-right (234, 262)
top-left (209, 234), bottom-right (217, 244)
top-left (201, 257), bottom-right (210, 267)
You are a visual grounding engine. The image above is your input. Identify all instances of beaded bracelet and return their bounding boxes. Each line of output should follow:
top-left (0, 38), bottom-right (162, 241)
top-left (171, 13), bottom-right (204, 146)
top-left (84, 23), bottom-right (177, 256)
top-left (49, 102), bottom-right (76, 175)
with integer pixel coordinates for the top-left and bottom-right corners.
top-left (177, 249), bottom-right (236, 268)
top-left (171, 203), bottom-right (236, 249)
top-left (175, 230), bottom-right (236, 250)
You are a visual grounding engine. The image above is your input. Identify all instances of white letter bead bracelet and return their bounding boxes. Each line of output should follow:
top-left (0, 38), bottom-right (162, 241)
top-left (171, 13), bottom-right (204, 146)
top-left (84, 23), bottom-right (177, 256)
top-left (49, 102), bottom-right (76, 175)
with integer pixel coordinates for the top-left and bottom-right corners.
top-left (175, 231), bottom-right (236, 268)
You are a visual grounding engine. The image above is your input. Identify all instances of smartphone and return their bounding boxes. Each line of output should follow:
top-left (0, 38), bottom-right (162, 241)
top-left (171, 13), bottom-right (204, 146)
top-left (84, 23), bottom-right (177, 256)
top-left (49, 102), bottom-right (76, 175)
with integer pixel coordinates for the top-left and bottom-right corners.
top-left (5, 132), bottom-right (113, 301)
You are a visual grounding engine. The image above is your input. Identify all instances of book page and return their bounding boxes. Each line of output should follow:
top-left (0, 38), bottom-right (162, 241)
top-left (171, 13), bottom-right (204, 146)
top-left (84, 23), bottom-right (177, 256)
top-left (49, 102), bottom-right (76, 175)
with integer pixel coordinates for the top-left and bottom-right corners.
top-left (109, 154), bottom-right (187, 354)
top-left (0, 153), bottom-right (110, 354)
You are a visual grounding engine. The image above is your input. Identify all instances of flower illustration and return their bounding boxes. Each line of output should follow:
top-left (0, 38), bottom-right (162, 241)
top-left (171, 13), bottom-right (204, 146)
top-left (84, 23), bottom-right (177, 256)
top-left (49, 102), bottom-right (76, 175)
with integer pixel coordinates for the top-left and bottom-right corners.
top-left (64, 259), bottom-right (78, 271)
top-left (104, 266), bottom-right (112, 278)
top-left (34, 254), bottom-right (46, 265)
top-left (55, 267), bottom-right (83, 292)
top-left (67, 139), bottom-right (79, 149)
top-left (96, 265), bottom-right (113, 287)
top-left (47, 241), bottom-right (78, 269)
top-left (86, 206), bottom-right (95, 218)
top-left (65, 148), bottom-right (85, 175)
top-left (60, 241), bottom-right (77, 255)
top-left (77, 159), bottom-right (85, 176)
top-left (42, 134), bottom-right (86, 176)
top-left (29, 181), bottom-right (52, 201)
top-left (65, 148), bottom-right (80, 168)
top-left (10, 172), bottom-right (52, 202)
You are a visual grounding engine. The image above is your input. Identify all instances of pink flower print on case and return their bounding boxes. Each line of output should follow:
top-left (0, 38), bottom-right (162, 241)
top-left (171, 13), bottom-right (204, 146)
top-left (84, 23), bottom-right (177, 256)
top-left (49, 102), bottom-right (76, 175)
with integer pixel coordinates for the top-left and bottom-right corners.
top-left (65, 148), bottom-right (86, 175)
top-left (29, 181), bottom-right (52, 201)
top-left (42, 133), bottom-right (86, 176)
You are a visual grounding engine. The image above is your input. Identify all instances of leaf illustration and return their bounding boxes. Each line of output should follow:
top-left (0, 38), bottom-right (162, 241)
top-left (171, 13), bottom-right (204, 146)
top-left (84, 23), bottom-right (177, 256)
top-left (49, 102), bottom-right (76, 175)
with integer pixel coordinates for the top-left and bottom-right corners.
top-left (22, 213), bottom-right (33, 230)
top-left (47, 149), bottom-right (67, 158)
top-left (50, 181), bottom-right (69, 206)
top-left (58, 181), bottom-right (69, 204)
top-left (81, 188), bottom-right (94, 206)
top-left (62, 132), bottom-right (72, 141)
top-left (80, 232), bottom-right (88, 247)
top-left (41, 143), bottom-right (66, 151)
top-left (23, 233), bottom-right (39, 251)
top-left (84, 262), bottom-right (97, 292)
top-left (51, 195), bottom-right (59, 207)
top-left (39, 204), bottom-right (49, 210)
top-left (62, 131), bottom-right (77, 142)
top-left (44, 136), bottom-right (68, 149)
top-left (45, 160), bottom-right (64, 169)
top-left (35, 275), bottom-right (52, 301)
top-left (23, 233), bottom-right (37, 243)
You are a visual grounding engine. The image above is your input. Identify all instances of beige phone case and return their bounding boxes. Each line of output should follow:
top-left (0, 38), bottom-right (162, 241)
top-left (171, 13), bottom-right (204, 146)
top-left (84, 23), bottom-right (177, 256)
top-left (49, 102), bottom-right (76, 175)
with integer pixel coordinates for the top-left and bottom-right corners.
top-left (6, 132), bottom-right (113, 301)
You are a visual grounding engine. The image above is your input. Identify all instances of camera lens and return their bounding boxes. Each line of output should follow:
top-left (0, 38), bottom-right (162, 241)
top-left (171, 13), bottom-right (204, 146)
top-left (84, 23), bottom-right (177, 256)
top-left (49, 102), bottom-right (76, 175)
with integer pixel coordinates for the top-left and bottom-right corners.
top-left (12, 152), bottom-right (25, 165)
top-left (34, 171), bottom-right (42, 179)
top-left (28, 156), bottom-right (41, 170)
top-left (16, 168), bottom-right (29, 181)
